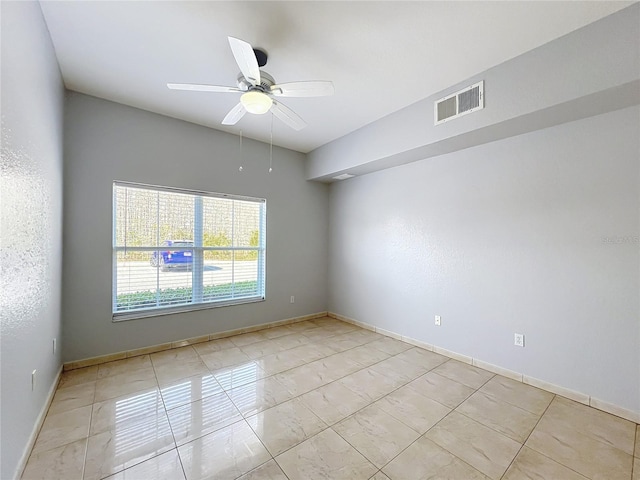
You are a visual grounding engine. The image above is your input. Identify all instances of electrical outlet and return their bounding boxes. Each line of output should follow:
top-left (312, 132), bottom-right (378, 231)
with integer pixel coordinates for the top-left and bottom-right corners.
top-left (435, 315), bottom-right (441, 326)
top-left (290, 296), bottom-right (295, 304)
top-left (514, 333), bottom-right (524, 347)
top-left (32, 370), bottom-right (37, 391)
top-left (53, 338), bottom-right (57, 354)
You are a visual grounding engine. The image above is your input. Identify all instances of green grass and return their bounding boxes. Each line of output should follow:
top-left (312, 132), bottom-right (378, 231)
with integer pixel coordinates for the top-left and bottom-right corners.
top-left (116, 280), bottom-right (258, 311)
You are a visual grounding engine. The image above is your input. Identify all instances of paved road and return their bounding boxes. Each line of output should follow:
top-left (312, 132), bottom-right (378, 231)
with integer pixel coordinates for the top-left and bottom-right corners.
top-left (116, 260), bottom-right (258, 294)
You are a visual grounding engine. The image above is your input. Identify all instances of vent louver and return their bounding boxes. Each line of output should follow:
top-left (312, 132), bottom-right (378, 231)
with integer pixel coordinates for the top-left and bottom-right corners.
top-left (435, 81), bottom-right (484, 125)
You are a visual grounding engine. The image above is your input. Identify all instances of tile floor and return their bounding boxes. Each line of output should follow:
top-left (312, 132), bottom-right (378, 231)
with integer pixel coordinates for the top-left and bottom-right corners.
top-left (21, 317), bottom-right (639, 480)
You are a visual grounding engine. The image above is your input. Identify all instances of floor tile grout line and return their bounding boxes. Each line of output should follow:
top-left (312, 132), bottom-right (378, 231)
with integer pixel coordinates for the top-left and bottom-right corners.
top-left (320, 425), bottom-right (381, 473)
top-left (402, 370), bottom-right (476, 410)
top-left (245, 420), bottom-right (334, 469)
top-left (160, 381), bottom-right (193, 480)
top-left (160, 366), bottom-right (228, 479)
top-left (474, 379), bottom-right (555, 417)
top-left (500, 395), bottom-right (555, 479)
top-left (308, 359), bottom-right (472, 476)
top-left (80, 381), bottom-right (99, 479)
top-left (163, 347), bottom-right (263, 452)
top-left (446, 372), bottom-right (563, 450)
top-left (516, 397), bottom-right (637, 479)
top-left (333, 361), bottom-right (453, 419)
top-left (333, 371), bottom-right (509, 480)
top-left (86, 354), bottom-right (175, 479)
top-left (370, 385), bottom-right (449, 437)
top-left (228, 353), bottom-right (365, 477)
top-left (177, 447), bottom-right (189, 480)
top-left (427, 371), bottom-right (549, 479)
top-left (328, 389), bottom-right (422, 472)
top-left (369, 470), bottom-right (382, 480)
top-left (21, 403), bottom-right (93, 471)
top-left (376, 383), bottom-right (493, 479)
top-left (230, 458), bottom-right (280, 480)
top-left (378, 427), bottom-right (483, 480)
top-left (88, 353), bottom-right (177, 480)
top-left (230, 417), bottom-right (276, 480)
top-left (549, 396), bottom-right (638, 454)
top-left (451, 407), bottom-right (527, 446)
top-left (275, 458), bottom-right (294, 480)
top-left (361, 369), bottom-right (506, 478)
top-left (80, 400), bottom-right (93, 480)
top-left (495, 393), bottom-right (588, 480)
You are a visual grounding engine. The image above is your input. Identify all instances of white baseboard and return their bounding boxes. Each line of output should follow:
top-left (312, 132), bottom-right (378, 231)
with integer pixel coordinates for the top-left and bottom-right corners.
top-left (327, 312), bottom-right (376, 332)
top-left (14, 364), bottom-right (63, 480)
top-left (330, 311), bottom-right (640, 424)
top-left (433, 346), bottom-right (473, 365)
top-left (589, 396), bottom-right (640, 424)
top-left (64, 311), bottom-right (328, 371)
top-left (472, 358), bottom-right (522, 382)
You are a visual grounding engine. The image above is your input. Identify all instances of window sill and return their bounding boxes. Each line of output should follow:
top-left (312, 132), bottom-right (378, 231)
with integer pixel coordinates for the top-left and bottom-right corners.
top-left (112, 296), bottom-right (265, 322)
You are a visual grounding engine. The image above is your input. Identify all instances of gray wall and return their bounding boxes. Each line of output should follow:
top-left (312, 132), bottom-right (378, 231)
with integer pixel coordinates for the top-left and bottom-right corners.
top-left (308, 4), bottom-right (639, 181)
top-left (328, 106), bottom-right (639, 414)
top-left (63, 93), bottom-right (329, 362)
top-left (0, 2), bottom-right (65, 478)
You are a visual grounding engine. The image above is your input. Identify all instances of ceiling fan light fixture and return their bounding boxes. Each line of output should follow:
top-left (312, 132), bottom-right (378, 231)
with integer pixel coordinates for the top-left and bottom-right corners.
top-left (241, 91), bottom-right (272, 114)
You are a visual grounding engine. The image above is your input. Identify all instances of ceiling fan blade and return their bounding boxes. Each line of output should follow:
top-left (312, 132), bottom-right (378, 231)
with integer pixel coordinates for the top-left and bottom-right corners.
top-left (221, 103), bottom-right (247, 125)
top-left (271, 100), bottom-right (307, 131)
top-left (270, 81), bottom-right (335, 98)
top-left (167, 83), bottom-right (243, 93)
top-left (228, 36), bottom-right (260, 87)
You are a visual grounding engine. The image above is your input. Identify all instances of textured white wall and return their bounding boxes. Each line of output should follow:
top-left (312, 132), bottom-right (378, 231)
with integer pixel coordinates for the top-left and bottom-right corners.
top-left (62, 93), bottom-right (329, 362)
top-left (0, 2), bottom-right (65, 478)
top-left (328, 106), bottom-right (639, 414)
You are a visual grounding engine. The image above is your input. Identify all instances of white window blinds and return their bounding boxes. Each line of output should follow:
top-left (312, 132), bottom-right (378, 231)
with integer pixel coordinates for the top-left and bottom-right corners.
top-left (113, 182), bottom-right (266, 320)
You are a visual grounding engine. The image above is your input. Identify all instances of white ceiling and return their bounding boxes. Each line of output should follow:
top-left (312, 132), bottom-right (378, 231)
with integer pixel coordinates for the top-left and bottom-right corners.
top-left (39, 1), bottom-right (631, 153)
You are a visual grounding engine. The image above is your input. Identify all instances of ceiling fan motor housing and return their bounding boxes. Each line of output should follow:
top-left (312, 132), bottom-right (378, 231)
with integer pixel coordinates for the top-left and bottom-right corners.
top-left (237, 71), bottom-right (275, 93)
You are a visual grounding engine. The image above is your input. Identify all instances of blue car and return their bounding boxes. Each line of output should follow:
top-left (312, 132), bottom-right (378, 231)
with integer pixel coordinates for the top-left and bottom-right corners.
top-left (150, 240), bottom-right (193, 271)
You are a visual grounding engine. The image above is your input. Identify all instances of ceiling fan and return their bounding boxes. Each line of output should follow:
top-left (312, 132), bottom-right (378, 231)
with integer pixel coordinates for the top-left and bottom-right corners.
top-left (167, 37), bottom-right (334, 131)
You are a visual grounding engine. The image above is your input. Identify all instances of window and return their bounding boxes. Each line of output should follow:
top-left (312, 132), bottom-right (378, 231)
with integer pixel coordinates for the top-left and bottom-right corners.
top-left (113, 182), bottom-right (266, 320)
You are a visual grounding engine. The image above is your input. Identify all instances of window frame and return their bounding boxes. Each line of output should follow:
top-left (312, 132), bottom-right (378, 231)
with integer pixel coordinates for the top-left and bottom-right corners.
top-left (112, 181), bottom-right (266, 322)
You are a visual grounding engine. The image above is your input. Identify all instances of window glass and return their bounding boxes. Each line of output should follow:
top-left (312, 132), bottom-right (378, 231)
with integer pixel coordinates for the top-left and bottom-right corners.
top-left (113, 182), bottom-right (266, 320)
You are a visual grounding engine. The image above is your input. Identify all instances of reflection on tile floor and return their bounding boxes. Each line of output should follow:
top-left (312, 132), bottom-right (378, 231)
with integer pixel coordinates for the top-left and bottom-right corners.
top-left (22, 317), bottom-right (639, 480)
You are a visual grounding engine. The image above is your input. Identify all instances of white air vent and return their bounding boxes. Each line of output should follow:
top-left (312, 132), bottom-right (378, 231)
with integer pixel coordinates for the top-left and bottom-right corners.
top-left (435, 81), bottom-right (484, 125)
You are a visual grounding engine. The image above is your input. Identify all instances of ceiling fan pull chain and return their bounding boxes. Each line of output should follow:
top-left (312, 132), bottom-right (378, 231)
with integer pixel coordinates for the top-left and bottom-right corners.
top-left (269, 114), bottom-right (273, 173)
top-left (238, 130), bottom-right (243, 172)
